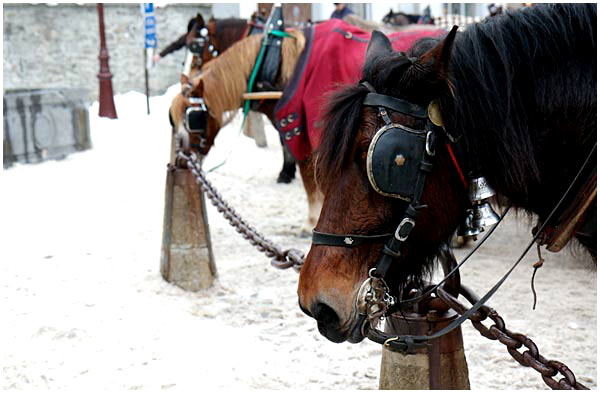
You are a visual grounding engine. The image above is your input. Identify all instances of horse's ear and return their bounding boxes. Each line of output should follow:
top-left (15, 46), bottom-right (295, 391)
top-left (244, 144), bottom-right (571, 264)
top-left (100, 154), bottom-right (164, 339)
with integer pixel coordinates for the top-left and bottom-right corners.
top-left (415, 25), bottom-right (458, 80)
top-left (191, 77), bottom-right (204, 98)
top-left (366, 30), bottom-right (393, 66)
top-left (196, 13), bottom-right (205, 27)
top-left (208, 19), bottom-right (217, 36)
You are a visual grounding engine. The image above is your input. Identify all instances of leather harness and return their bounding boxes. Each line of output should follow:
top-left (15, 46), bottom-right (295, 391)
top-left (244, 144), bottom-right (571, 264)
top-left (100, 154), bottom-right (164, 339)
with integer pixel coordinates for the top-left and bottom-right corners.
top-left (310, 79), bottom-right (597, 352)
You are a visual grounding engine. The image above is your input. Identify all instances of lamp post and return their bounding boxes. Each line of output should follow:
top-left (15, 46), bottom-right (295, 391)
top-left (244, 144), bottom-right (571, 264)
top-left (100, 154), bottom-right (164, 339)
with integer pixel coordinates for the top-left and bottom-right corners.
top-left (97, 3), bottom-right (117, 119)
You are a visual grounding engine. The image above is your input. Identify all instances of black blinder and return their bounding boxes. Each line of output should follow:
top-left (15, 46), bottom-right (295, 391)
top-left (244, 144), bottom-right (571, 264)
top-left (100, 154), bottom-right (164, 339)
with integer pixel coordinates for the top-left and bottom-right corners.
top-left (188, 37), bottom-right (206, 55)
top-left (184, 98), bottom-right (208, 135)
top-left (366, 124), bottom-right (428, 201)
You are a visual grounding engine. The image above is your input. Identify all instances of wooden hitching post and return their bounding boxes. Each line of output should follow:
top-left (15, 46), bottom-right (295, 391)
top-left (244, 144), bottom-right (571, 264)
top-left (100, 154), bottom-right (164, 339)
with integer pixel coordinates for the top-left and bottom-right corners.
top-left (160, 135), bottom-right (216, 291)
top-left (379, 310), bottom-right (470, 390)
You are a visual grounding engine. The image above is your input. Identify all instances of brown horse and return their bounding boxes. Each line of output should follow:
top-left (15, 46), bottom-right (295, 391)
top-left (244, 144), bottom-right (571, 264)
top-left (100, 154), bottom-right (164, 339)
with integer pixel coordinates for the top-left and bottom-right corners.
top-left (298, 3), bottom-right (596, 344)
top-left (172, 15), bottom-right (297, 183)
top-left (170, 16), bottom-right (251, 145)
top-left (169, 30), bottom-right (318, 233)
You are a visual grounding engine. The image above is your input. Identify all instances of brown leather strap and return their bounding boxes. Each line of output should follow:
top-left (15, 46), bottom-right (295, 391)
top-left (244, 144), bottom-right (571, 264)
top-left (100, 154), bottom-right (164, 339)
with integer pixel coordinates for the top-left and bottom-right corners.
top-left (544, 173), bottom-right (597, 252)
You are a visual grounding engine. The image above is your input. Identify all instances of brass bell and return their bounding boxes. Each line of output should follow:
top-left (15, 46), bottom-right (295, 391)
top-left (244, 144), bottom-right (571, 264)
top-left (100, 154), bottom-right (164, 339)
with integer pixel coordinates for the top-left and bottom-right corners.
top-left (457, 209), bottom-right (483, 237)
top-left (468, 176), bottom-right (496, 203)
top-left (472, 201), bottom-right (501, 229)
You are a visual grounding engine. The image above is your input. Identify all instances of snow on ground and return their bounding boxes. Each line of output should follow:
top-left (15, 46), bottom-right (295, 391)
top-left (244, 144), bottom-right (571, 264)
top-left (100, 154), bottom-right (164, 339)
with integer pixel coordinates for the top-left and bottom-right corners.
top-left (1, 86), bottom-right (596, 390)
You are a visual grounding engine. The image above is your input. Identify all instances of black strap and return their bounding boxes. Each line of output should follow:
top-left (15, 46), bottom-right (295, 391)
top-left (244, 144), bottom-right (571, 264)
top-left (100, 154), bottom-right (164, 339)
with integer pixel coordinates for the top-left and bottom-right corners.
top-left (363, 93), bottom-right (428, 119)
top-left (312, 230), bottom-right (392, 248)
top-left (255, 7), bottom-right (285, 90)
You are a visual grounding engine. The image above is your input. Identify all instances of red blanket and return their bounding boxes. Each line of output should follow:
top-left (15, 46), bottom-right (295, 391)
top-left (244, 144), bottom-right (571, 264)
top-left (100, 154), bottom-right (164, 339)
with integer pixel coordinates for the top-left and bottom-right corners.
top-left (274, 19), bottom-right (445, 161)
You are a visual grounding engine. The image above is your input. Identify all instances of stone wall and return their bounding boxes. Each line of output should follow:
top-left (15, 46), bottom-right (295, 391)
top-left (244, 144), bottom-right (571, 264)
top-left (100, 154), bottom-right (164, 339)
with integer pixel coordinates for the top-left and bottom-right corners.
top-left (3, 3), bottom-right (224, 103)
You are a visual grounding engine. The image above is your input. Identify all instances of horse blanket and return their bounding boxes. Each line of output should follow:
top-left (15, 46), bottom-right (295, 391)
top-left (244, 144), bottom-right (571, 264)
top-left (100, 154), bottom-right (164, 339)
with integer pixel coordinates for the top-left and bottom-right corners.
top-left (274, 19), bottom-right (445, 161)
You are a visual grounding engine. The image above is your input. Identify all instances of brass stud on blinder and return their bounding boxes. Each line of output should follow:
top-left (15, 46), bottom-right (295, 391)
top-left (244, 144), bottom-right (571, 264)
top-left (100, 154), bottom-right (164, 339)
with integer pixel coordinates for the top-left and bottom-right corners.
top-left (394, 154), bottom-right (406, 167)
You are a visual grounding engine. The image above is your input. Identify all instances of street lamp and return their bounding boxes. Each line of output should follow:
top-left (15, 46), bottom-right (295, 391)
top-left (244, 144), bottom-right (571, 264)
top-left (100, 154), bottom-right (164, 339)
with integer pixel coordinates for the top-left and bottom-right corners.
top-left (97, 3), bottom-right (117, 119)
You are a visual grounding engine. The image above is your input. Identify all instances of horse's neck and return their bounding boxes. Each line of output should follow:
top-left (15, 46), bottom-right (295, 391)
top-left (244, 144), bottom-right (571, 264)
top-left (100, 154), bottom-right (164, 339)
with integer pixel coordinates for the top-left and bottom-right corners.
top-left (203, 32), bottom-right (304, 117)
top-left (216, 19), bottom-right (247, 50)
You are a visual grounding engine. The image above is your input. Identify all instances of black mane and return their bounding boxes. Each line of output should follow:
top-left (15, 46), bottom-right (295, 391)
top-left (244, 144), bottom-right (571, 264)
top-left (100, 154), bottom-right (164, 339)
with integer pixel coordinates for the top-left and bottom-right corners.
top-left (319, 4), bottom-right (596, 214)
top-left (440, 3), bottom-right (596, 211)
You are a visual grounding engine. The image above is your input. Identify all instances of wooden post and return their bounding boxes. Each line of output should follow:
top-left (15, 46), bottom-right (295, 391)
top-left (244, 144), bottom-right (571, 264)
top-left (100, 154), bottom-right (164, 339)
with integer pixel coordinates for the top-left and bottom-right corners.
top-left (379, 310), bottom-right (470, 390)
top-left (160, 135), bottom-right (216, 291)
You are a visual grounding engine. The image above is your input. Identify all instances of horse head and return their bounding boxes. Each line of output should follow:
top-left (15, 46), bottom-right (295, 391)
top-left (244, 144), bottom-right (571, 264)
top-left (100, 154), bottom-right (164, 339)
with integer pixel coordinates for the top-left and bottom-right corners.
top-left (185, 14), bottom-right (223, 75)
top-left (382, 9), bottom-right (394, 24)
top-left (185, 14), bottom-right (206, 47)
top-left (297, 28), bottom-right (469, 343)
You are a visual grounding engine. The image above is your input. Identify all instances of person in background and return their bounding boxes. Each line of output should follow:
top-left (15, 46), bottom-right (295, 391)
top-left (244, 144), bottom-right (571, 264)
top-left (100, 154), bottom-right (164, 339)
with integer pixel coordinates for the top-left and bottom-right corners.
top-left (153, 14), bottom-right (204, 64)
top-left (330, 3), bottom-right (354, 19)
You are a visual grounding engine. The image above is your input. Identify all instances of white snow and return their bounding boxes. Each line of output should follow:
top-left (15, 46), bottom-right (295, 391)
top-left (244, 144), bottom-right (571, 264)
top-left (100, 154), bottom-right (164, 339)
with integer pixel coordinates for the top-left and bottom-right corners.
top-left (1, 86), bottom-right (596, 390)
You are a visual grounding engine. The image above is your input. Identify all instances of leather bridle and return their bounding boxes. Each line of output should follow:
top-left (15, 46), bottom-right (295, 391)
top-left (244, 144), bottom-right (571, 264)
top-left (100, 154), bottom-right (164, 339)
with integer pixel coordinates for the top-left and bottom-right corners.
top-left (182, 25), bottom-right (219, 97)
top-left (312, 80), bottom-right (439, 290)
top-left (180, 26), bottom-right (219, 153)
top-left (310, 79), bottom-right (597, 353)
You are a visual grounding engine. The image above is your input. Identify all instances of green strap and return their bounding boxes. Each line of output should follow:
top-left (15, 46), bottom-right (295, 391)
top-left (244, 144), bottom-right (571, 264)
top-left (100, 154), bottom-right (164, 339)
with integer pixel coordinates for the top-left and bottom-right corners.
top-left (270, 30), bottom-right (293, 38)
top-left (241, 29), bottom-right (294, 129)
top-left (241, 39), bottom-right (269, 128)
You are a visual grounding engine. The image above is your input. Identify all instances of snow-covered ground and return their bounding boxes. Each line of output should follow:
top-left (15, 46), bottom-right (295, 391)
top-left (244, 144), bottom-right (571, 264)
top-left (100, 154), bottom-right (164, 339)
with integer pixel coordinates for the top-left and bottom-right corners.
top-left (2, 87), bottom-right (596, 390)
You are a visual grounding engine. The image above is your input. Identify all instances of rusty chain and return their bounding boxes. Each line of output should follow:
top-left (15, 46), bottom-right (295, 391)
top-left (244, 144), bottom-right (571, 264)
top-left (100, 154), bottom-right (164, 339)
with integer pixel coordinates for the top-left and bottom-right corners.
top-left (436, 285), bottom-right (589, 390)
top-left (174, 150), bottom-right (305, 272)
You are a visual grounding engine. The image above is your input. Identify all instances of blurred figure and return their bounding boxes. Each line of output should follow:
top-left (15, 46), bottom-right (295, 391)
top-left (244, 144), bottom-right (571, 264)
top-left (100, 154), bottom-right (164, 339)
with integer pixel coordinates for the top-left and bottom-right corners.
top-left (330, 3), bottom-right (354, 19)
top-left (419, 6), bottom-right (433, 24)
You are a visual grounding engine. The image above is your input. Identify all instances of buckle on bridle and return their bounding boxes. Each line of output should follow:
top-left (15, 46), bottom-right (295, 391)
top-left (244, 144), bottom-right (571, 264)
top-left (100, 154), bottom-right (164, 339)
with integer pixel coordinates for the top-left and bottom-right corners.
top-left (394, 218), bottom-right (415, 242)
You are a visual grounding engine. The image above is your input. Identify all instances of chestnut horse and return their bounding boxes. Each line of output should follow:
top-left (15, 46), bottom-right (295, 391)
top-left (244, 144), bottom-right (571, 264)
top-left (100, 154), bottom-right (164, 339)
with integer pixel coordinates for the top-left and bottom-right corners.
top-left (298, 3), bottom-right (596, 344)
top-left (172, 15), bottom-right (298, 184)
top-left (170, 31), bottom-right (315, 233)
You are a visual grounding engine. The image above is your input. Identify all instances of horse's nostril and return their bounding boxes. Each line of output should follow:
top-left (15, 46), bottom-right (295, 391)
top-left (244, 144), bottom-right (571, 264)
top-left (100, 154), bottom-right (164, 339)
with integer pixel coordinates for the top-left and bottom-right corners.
top-left (312, 302), bottom-right (340, 327)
